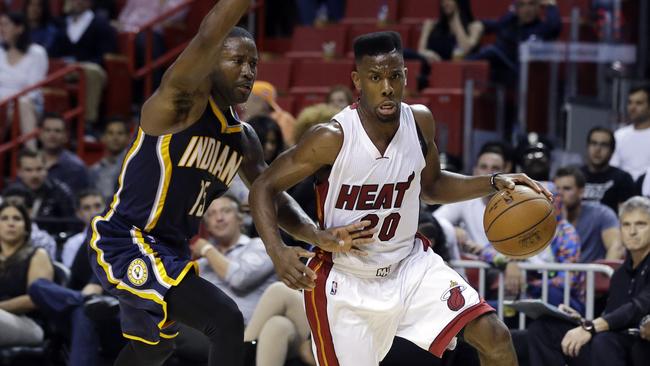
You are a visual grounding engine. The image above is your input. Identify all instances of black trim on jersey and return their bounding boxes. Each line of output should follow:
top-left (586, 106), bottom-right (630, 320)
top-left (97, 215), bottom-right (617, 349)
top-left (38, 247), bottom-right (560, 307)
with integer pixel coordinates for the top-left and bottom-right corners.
top-left (414, 121), bottom-right (428, 159)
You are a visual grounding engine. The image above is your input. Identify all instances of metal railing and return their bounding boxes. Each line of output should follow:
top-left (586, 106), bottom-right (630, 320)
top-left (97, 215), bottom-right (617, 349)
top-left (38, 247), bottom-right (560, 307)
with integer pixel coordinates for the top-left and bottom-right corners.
top-left (0, 65), bottom-right (86, 181)
top-left (450, 260), bottom-right (616, 327)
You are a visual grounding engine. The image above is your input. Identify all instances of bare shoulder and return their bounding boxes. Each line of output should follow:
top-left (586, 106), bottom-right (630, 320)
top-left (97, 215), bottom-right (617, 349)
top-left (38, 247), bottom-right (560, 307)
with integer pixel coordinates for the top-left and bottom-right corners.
top-left (409, 104), bottom-right (435, 141)
top-left (293, 120), bottom-right (343, 166)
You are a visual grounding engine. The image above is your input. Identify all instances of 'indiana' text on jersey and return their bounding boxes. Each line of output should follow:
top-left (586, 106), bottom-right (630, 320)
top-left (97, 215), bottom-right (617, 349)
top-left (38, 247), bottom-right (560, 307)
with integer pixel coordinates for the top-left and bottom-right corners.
top-left (111, 98), bottom-right (243, 245)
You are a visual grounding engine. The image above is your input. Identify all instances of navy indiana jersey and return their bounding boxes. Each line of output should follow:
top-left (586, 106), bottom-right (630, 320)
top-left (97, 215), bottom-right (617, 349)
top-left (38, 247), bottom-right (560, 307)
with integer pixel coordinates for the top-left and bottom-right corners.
top-left (111, 97), bottom-right (244, 245)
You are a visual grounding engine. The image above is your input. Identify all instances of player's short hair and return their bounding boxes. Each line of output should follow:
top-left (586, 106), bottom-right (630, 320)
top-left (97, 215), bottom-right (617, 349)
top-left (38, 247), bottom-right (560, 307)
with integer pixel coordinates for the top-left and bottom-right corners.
top-left (227, 26), bottom-right (254, 41)
top-left (554, 166), bottom-right (586, 189)
top-left (353, 31), bottom-right (402, 63)
top-left (586, 126), bottom-right (615, 151)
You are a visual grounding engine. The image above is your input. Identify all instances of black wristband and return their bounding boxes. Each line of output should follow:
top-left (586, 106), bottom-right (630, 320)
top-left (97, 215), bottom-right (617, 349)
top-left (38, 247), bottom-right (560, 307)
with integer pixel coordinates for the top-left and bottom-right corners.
top-left (490, 173), bottom-right (501, 191)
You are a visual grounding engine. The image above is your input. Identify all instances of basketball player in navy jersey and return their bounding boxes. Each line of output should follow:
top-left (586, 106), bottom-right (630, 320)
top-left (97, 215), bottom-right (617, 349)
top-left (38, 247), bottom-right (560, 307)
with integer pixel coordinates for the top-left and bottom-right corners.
top-left (250, 32), bottom-right (552, 365)
top-left (87, 1), bottom-right (374, 365)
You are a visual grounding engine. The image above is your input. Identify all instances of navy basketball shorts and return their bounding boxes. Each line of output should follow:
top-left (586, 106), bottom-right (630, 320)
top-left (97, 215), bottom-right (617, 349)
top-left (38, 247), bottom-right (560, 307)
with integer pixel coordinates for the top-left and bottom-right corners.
top-left (87, 213), bottom-right (198, 345)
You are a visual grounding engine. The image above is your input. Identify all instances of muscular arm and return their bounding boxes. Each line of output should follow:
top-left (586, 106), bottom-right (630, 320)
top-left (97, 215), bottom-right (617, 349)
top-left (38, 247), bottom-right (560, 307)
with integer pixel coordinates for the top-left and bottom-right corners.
top-left (411, 105), bottom-right (495, 204)
top-left (249, 123), bottom-right (341, 253)
top-left (140, 0), bottom-right (252, 135)
top-left (241, 124), bottom-right (338, 248)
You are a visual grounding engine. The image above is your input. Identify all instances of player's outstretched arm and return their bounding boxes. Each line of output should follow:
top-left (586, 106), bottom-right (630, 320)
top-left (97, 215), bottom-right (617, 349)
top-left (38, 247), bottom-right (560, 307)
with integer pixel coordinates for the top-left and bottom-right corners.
top-left (141, 0), bottom-right (252, 135)
top-left (412, 105), bottom-right (551, 204)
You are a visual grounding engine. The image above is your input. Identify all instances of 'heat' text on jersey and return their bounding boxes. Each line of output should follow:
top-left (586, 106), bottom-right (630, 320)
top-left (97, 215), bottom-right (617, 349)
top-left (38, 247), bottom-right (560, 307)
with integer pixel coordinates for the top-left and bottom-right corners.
top-left (177, 136), bottom-right (242, 186)
top-left (335, 172), bottom-right (415, 211)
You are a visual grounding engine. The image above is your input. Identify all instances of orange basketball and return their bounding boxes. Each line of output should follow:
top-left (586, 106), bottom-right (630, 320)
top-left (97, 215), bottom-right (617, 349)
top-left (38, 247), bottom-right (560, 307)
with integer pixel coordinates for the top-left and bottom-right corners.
top-left (483, 185), bottom-right (556, 259)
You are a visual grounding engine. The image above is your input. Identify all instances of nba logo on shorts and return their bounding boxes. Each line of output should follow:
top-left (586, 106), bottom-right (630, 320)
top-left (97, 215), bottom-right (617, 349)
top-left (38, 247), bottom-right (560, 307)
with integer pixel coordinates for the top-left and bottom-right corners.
top-left (330, 281), bottom-right (338, 295)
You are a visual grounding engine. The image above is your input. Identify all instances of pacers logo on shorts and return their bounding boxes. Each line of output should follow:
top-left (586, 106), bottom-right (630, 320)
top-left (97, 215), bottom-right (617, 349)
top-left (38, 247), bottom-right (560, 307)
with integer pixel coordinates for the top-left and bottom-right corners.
top-left (127, 258), bottom-right (148, 286)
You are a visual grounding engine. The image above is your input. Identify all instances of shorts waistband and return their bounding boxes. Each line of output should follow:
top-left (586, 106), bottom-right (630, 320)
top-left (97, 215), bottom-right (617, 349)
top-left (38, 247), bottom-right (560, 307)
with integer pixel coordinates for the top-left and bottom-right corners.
top-left (332, 261), bottom-right (401, 279)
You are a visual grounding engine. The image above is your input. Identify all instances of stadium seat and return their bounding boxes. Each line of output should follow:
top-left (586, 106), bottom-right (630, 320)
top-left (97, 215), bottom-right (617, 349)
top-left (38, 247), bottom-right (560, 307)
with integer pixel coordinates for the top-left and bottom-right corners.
top-left (593, 259), bottom-right (624, 295)
top-left (275, 95), bottom-right (296, 116)
top-left (471, 0), bottom-right (511, 19)
top-left (103, 54), bottom-right (133, 118)
top-left (421, 88), bottom-right (464, 155)
top-left (345, 24), bottom-right (413, 57)
top-left (426, 61), bottom-right (490, 90)
top-left (341, 0), bottom-right (399, 24)
top-left (256, 58), bottom-right (293, 93)
top-left (287, 25), bottom-right (348, 59)
top-left (289, 59), bottom-right (355, 93)
top-left (404, 60), bottom-right (422, 94)
top-left (398, 0), bottom-right (438, 24)
top-left (42, 87), bottom-right (70, 115)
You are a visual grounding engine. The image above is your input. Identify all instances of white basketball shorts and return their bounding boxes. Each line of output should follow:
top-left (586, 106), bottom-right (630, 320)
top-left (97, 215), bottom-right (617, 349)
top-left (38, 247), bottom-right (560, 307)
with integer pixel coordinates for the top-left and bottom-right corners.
top-left (303, 235), bottom-right (494, 366)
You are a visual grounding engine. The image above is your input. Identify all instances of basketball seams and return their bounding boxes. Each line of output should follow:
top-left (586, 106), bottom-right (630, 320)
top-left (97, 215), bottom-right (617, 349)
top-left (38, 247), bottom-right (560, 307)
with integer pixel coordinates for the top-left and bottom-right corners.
top-left (488, 206), bottom-right (554, 246)
top-left (484, 196), bottom-right (549, 234)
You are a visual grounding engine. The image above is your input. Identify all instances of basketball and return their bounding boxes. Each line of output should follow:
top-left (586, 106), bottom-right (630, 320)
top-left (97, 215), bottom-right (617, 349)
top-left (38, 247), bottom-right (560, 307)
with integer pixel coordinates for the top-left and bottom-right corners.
top-left (483, 185), bottom-right (557, 259)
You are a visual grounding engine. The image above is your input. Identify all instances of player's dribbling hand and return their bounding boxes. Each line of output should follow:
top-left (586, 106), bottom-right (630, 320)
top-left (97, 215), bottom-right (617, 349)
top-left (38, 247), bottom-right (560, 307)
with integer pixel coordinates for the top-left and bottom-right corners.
top-left (269, 245), bottom-right (317, 290)
top-left (314, 220), bottom-right (378, 256)
top-left (493, 173), bottom-right (554, 200)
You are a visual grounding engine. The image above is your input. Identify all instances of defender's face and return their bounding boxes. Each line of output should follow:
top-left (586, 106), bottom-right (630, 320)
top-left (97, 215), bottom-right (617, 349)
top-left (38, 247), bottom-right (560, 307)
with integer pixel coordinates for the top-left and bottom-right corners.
top-left (211, 37), bottom-right (258, 106)
top-left (352, 52), bottom-right (406, 123)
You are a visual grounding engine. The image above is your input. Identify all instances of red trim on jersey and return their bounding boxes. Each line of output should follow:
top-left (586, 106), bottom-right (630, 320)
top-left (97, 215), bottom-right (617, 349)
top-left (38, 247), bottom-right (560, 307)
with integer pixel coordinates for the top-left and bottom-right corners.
top-left (415, 232), bottom-right (431, 251)
top-left (304, 256), bottom-right (339, 366)
top-left (315, 181), bottom-right (329, 229)
top-left (428, 299), bottom-right (495, 358)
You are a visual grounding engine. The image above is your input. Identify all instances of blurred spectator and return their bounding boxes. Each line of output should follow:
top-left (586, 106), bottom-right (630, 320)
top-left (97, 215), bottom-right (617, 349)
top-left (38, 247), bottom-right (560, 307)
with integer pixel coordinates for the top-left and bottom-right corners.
top-left (242, 282), bottom-right (316, 366)
top-left (516, 132), bottom-right (582, 180)
top-left (404, 0), bottom-right (482, 89)
top-left (479, 140), bottom-right (514, 173)
top-left (296, 0), bottom-right (344, 25)
top-left (637, 169), bottom-right (650, 198)
top-left (191, 195), bottom-right (275, 324)
top-left (242, 81), bottom-right (297, 146)
top-left (2, 186), bottom-right (57, 260)
top-left (580, 126), bottom-right (636, 212)
top-left (39, 113), bottom-right (90, 191)
top-left (554, 166), bottom-right (623, 262)
top-left (326, 84), bottom-right (353, 111)
top-left (433, 145), bottom-right (507, 248)
top-left (527, 196), bottom-right (650, 366)
top-left (467, 0), bottom-right (561, 85)
top-left (610, 84), bottom-right (650, 180)
top-left (249, 115), bottom-right (285, 165)
top-left (24, 0), bottom-right (60, 52)
top-left (0, 12), bottom-right (48, 150)
top-left (0, 202), bottom-right (53, 347)
top-left (7, 148), bottom-right (76, 233)
top-left (50, 0), bottom-right (117, 125)
top-left (60, 189), bottom-right (104, 267)
top-left (90, 117), bottom-right (131, 201)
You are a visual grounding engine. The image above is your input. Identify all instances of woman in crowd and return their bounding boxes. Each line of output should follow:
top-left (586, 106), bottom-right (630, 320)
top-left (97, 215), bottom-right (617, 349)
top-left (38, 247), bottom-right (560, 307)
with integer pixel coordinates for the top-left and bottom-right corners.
top-left (0, 202), bottom-right (53, 347)
top-left (0, 12), bottom-right (48, 149)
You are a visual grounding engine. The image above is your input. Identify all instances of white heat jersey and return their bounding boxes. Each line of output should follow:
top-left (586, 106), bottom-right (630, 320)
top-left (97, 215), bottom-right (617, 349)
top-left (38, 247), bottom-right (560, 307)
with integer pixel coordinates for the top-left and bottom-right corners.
top-left (319, 103), bottom-right (426, 273)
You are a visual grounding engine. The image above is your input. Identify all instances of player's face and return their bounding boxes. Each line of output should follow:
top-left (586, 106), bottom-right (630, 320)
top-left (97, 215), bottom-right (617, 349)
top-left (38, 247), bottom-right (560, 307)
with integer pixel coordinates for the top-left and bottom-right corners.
top-left (17, 156), bottom-right (47, 191)
top-left (474, 152), bottom-right (505, 176)
top-left (352, 52), bottom-right (406, 123)
top-left (76, 195), bottom-right (105, 226)
top-left (627, 90), bottom-right (650, 124)
top-left (620, 209), bottom-right (650, 253)
top-left (586, 131), bottom-right (613, 168)
top-left (211, 37), bottom-right (258, 106)
top-left (0, 206), bottom-right (27, 246)
top-left (203, 197), bottom-right (242, 243)
top-left (102, 122), bottom-right (130, 155)
top-left (553, 176), bottom-right (583, 209)
top-left (39, 118), bottom-right (68, 151)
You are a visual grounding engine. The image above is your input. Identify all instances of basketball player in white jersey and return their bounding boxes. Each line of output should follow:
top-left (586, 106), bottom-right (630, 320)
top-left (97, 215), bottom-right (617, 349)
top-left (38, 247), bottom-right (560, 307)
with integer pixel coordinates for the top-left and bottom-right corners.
top-left (250, 32), bottom-right (551, 366)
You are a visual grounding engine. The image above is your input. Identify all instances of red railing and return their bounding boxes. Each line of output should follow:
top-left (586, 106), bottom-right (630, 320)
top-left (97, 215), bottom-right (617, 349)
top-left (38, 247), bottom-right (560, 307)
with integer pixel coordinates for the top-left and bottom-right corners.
top-left (0, 65), bottom-right (86, 180)
top-left (123, 0), bottom-right (266, 98)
